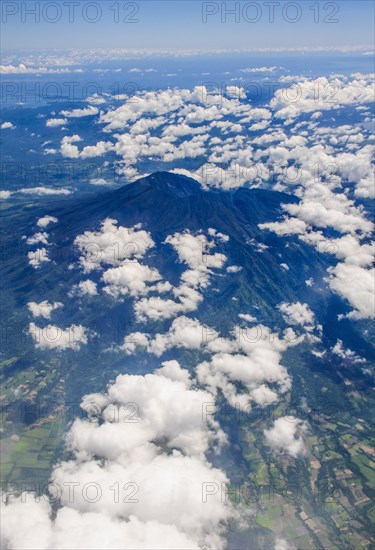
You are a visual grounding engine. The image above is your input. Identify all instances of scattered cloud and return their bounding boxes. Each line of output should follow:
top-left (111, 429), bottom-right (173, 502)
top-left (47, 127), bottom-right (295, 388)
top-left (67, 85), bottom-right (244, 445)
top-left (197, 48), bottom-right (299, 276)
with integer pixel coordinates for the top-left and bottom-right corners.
top-left (46, 118), bottom-right (67, 127)
top-left (27, 248), bottom-right (50, 268)
top-left (328, 263), bottom-right (375, 319)
top-left (61, 106), bottom-right (99, 118)
top-left (28, 323), bottom-right (88, 350)
top-left (27, 301), bottom-right (63, 319)
top-left (264, 417), bottom-right (306, 457)
top-left (278, 302), bottom-right (315, 328)
top-left (36, 216), bottom-right (58, 228)
top-left (332, 340), bottom-right (366, 363)
top-left (1, 121), bottom-right (15, 129)
top-left (20, 187), bottom-right (71, 196)
top-left (74, 219), bottom-right (155, 273)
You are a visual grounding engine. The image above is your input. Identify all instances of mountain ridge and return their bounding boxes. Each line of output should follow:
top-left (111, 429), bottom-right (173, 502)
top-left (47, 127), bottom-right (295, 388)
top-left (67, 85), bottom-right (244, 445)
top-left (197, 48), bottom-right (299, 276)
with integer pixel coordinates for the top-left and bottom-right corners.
top-left (44, 171), bottom-right (300, 240)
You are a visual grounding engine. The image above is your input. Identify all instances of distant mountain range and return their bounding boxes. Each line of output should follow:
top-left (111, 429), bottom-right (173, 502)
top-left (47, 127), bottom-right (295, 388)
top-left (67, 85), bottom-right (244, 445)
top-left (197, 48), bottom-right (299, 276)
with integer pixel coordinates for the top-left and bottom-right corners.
top-left (3, 171), bottom-right (372, 364)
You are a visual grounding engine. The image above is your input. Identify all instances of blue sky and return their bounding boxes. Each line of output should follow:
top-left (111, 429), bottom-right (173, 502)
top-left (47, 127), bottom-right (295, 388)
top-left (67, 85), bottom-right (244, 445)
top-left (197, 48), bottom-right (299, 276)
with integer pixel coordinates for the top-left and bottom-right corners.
top-left (1, 1), bottom-right (374, 52)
